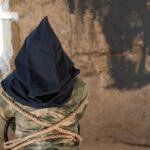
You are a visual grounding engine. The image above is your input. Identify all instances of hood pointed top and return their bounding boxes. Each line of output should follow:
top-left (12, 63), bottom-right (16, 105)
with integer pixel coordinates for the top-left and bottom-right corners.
top-left (1, 16), bottom-right (80, 108)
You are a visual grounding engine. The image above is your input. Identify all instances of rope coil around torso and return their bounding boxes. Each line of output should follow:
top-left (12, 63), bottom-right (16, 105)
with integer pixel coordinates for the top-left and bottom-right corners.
top-left (0, 90), bottom-right (88, 150)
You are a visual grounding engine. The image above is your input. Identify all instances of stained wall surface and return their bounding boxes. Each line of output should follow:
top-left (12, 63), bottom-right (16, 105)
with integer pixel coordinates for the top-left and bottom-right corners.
top-left (1, 0), bottom-right (150, 148)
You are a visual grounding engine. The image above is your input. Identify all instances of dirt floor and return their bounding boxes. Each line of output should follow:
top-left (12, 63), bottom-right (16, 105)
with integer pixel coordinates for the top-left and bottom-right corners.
top-left (81, 141), bottom-right (150, 150)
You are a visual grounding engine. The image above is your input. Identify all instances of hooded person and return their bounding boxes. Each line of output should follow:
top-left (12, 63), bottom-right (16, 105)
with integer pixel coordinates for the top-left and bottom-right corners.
top-left (0, 17), bottom-right (88, 150)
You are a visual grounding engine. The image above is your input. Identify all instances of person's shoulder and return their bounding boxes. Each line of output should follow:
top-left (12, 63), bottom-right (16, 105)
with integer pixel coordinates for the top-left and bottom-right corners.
top-left (67, 76), bottom-right (88, 106)
top-left (74, 76), bottom-right (86, 88)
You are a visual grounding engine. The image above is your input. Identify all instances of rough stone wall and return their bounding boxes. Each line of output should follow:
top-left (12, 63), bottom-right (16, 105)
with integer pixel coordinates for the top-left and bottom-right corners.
top-left (1, 0), bottom-right (150, 147)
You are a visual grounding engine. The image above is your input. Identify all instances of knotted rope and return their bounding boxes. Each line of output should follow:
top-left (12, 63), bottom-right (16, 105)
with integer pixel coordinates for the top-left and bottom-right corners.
top-left (0, 90), bottom-right (88, 150)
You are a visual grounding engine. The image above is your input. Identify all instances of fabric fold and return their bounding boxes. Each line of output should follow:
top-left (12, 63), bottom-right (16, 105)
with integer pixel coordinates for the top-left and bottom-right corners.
top-left (1, 16), bottom-right (80, 108)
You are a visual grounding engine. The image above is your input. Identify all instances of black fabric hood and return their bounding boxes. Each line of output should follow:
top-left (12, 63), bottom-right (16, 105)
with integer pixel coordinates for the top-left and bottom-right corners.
top-left (1, 16), bottom-right (80, 108)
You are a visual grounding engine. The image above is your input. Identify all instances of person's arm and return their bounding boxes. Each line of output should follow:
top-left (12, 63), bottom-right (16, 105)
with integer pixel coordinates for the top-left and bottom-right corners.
top-left (0, 87), bottom-right (16, 121)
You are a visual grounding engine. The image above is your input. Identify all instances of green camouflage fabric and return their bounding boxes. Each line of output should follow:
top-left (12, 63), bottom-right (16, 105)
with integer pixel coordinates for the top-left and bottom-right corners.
top-left (0, 76), bottom-right (88, 150)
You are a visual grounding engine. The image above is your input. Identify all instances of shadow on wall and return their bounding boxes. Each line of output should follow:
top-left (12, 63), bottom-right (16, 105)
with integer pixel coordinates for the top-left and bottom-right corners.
top-left (67, 0), bottom-right (150, 90)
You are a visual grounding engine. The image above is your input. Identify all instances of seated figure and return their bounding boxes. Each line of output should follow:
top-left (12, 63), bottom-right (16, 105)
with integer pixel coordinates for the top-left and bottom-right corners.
top-left (0, 17), bottom-right (88, 150)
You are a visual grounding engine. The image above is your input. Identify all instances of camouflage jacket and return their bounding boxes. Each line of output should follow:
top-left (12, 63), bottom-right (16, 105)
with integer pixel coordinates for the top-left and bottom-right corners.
top-left (0, 76), bottom-right (88, 150)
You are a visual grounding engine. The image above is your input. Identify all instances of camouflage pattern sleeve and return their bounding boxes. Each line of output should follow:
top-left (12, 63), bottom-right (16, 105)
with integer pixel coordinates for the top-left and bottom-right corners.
top-left (0, 86), bottom-right (16, 121)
